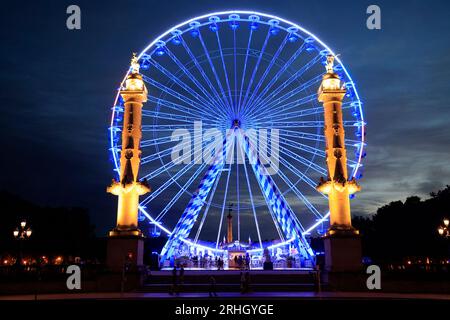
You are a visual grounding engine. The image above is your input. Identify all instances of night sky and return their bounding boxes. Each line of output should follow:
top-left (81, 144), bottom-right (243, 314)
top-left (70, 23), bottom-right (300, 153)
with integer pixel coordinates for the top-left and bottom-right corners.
top-left (1, 0), bottom-right (450, 236)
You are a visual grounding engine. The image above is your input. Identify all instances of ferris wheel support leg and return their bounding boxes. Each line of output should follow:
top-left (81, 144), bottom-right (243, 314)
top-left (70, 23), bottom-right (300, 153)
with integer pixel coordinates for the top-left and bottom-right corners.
top-left (158, 134), bottom-right (232, 266)
top-left (238, 130), bottom-right (315, 266)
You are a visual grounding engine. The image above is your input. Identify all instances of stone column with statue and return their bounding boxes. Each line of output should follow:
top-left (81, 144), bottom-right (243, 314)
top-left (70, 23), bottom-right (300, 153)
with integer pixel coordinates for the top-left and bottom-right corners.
top-left (106, 54), bottom-right (150, 272)
top-left (317, 54), bottom-right (362, 275)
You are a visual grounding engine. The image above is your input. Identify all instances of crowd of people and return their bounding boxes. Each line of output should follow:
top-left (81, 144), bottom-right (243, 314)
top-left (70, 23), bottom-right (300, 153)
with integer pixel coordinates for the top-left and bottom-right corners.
top-left (232, 254), bottom-right (251, 270)
top-left (171, 254), bottom-right (251, 270)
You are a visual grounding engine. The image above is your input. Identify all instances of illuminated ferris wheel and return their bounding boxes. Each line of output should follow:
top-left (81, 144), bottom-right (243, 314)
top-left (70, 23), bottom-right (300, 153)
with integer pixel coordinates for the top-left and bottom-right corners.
top-left (109, 11), bottom-right (366, 265)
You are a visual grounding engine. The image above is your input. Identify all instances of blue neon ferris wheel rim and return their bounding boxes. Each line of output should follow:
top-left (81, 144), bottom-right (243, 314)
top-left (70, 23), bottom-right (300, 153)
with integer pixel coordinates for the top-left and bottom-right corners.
top-left (109, 10), bottom-right (366, 251)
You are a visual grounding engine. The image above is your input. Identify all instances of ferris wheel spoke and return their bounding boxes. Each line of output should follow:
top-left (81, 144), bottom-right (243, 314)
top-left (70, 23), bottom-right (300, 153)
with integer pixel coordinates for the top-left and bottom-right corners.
top-left (146, 120), bottom-right (224, 130)
top-left (163, 47), bottom-right (229, 118)
top-left (198, 31), bottom-right (233, 113)
top-left (238, 139), bottom-right (263, 248)
top-left (142, 123), bottom-right (224, 132)
top-left (279, 135), bottom-right (325, 158)
top-left (250, 93), bottom-right (319, 123)
top-left (179, 36), bottom-right (230, 113)
top-left (254, 47), bottom-right (322, 110)
top-left (141, 138), bottom-right (189, 165)
top-left (279, 125), bottom-right (365, 163)
top-left (142, 108), bottom-right (224, 127)
top-left (141, 135), bottom-right (207, 180)
top-left (277, 140), bottom-right (360, 190)
top-left (141, 162), bottom-right (197, 208)
top-left (244, 34), bottom-right (289, 112)
top-left (268, 201), bottom-right (286, 242)
top-left (241, 29), bottom-right (271, 112)
top-left (279, 155), bottom-right (327, 196)
top-left (141, 127), bottom-right (225, 166)
top-left (140, 136), bottom-right (175, 148)
top-left (256, 147), bottom-right (324, 223)
top-left (142, 109), bottom-right (202, 123)
top-left (142, 75), bottom-right (213, 117)
top-left (255, 101), bottom-right (353, 124)
top-left (255, 105), bottom-right (322, 125)
top-left (279, 145), bottom-right (327, 176)
top-left (237, 29), bottom-right (253, 115)
top-left (246, 52), bottom-right (321, 116)
top-left (244, 42), bottom-right (309, 113)
top-left (245, 72), bottom-right (322, 120)
top-left (141, 143), bottom-right (207, 206)
top-left (155, 162), bottom-right (208, 222)
top-left (215, 31), bottom-right (234, 113)
top-left (215, 163), bottom-right (232, 249)
top-left (146, 96), bottom-right (226, 125)
top-left (260, 75), bottom-right (322, 112)
top-left (146, 96), bottom-right (205, 119)
top-left (251, 120), bottom-right (324, 128)
top-left (279, 128), bottom-right (362, 148)
top-left (253, 119), bottom-right (358, 129)
top-left (257, 134), bottom-right (325, 193)
top-left (148, 57), bottom-right (227, 118)
top-left (194, 167), bottom-right (223, 243)
top-left (141, 148), bottom-right (172, 166)
top-left (257, 138), bottom-right (325, 220)
top-left (116, 97), bottom-right (206, 122)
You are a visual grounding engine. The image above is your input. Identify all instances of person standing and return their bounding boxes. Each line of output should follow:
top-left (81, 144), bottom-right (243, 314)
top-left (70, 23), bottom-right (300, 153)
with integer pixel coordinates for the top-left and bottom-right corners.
top-left (245, 253), bottom-right (250, 270)
top-left (217, 257), bottom-right (221, 270)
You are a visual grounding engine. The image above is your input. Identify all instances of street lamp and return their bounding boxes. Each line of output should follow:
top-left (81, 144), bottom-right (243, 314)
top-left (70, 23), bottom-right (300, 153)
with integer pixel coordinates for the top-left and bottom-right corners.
top-left (13, 220), bottom-right (32, 240)
top-left (13, 220), bottom-right (32, 267)
top-left (438, 218), bottom-right (449, 238)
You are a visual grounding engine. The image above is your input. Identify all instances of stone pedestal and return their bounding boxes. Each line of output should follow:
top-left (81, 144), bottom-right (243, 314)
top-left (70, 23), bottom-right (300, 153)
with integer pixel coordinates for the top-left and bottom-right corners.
top-left (106, 236), bottom-right (144, 272)
top-left (323, 233), bottom-right (362, 273)
top-left (322, 233), bottom-right (364, 291)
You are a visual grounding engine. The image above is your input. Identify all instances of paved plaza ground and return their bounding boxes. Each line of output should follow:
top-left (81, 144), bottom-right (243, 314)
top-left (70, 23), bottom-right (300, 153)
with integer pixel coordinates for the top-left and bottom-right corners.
top-left (1, 291), bottom-right (449, 300)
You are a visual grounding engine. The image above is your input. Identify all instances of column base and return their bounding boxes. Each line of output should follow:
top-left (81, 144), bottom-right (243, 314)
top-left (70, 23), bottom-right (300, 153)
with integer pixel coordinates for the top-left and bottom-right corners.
top-left (108, 225), bottom-right (143, 237)
top-left (326, 224), bottom-right (359, 236)
top-left (106, 232), bottom-right (144, 272)
top-left (323, 231), bottom-right (362, 273)
top-left (322, 231), bottom-right (364, 290)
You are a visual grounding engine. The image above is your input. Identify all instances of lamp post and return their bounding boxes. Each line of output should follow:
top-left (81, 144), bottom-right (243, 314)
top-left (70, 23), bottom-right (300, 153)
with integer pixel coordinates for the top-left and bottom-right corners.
top-left (438, 218), bottom-right (449, 238)
top-left (13, 220), bottom-right (32, 267)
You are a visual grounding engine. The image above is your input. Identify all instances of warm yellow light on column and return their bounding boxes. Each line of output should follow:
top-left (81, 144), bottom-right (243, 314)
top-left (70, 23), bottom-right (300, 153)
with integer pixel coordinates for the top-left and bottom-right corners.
top-left (107, 53), bottom-right (150, 237)
top-left (317, 55), bottom-right (360, 235)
